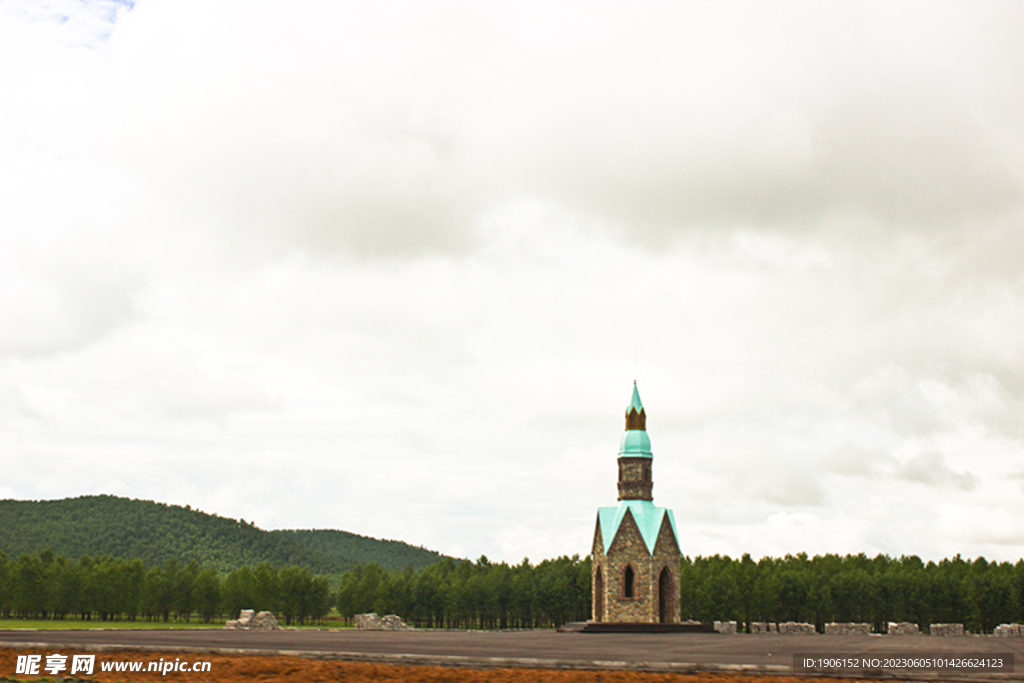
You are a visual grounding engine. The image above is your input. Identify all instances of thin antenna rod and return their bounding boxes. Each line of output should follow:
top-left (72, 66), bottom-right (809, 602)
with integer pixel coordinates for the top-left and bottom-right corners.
top-left (633, 345), bottom-right (637, 383)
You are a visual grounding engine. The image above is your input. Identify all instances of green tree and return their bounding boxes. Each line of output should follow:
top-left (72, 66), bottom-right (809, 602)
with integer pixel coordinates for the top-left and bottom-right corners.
top-left (308, 575), bottom-right (331, 623)
top-left (194, 568), bottom-right (221, 623)
top-left (279, 566), bottom-right (312, 625)
top-left (335, 563), bottom-right (384, 618)
top-left (222, 566), bottom-right (256, 618)
top-left (123, 558), bottom-right (146, 620)
top-left (91, 557), bottom-right (130, 620)
top-left (174, 562), bottom-right (199, 622)
top-left (253, 562), bottom-right (280, 613)
top-left (142, 565), bottom-right (174, 622)
top-left (13, 553), bottom-right (47, 618)
top-left (49, 556), bottom-right (79, 620)
top-left (0, 552), bottom-right (11, 618)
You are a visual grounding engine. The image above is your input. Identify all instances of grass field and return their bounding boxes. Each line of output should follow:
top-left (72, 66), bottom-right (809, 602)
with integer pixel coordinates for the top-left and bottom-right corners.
top-left (0, 619), bottom-right (225, 630)
top-left (0, 619), bottom-right (345, 630)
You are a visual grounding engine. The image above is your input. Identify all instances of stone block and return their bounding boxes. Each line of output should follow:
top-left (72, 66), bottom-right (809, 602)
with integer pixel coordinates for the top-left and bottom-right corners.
top-left (994, 623), bottom-right (1023, 637)
top-left (354, 612), bottom-right (382, 629)
top-left (825, 622), bottom-right (871, 635)
top-left (778, 621), bottom-right (816, 634)
top-left (714, 620), bottom-right (737, 634)
top-left (929, 623), bottom-right (964, 636)
top-left (355, 612), bottom-right (411, 630)
top-left (750, 621), bottom-right (783, 633)
top-left (888, 622), bottom-right (920, 636)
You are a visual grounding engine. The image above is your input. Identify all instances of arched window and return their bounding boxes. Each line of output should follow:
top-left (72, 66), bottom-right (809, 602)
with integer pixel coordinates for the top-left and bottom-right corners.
top-left (594, 567), bottom-right (604, 622)
top-left (623, 565), bottom-right (635, 598)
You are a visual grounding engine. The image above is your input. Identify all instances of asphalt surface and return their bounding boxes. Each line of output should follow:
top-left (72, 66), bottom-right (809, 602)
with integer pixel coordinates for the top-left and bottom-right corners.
top-left (2, 628), bottom-right (1023, 675)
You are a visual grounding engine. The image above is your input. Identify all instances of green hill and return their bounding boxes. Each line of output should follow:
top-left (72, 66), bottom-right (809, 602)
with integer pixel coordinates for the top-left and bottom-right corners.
top-left (0, 495), bottom-right (445, 574)
top-left (272, 529), bottom-right (444, 571)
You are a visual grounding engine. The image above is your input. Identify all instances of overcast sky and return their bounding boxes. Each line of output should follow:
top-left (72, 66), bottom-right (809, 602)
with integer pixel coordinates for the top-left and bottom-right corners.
top-left (2, 0), bottom-right (1023, 565)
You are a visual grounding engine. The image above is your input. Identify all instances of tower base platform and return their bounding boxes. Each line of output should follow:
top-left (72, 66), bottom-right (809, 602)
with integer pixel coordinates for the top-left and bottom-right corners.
top-left (557, 621), bottom-right (715, 633)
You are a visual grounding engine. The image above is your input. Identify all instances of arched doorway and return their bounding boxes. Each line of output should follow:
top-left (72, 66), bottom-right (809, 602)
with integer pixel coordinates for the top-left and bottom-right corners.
top-left (658, 566), bottom-right (672, 623)
top-left (594, 567), bottom-right (604, 622)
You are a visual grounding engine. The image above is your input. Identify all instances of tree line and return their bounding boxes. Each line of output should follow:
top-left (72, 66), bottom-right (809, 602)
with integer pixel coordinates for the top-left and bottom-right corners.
top-left (335, 555), bottom-right (592, 628)
top-left (0, 551), bottom-right (330, 625)
top-left (681, 553), bottom-right (1024, 633)
top-left (0, 550), bottom-right (591, 628)
top-left (4, 549), bottom-right (1024, 632)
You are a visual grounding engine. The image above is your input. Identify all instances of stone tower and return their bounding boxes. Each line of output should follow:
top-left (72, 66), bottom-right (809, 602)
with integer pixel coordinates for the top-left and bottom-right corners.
top-left (591, 383), bottom-right (681, 624)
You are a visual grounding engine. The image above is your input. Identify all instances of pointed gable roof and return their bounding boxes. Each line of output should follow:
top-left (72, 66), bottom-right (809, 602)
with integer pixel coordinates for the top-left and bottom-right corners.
top-left (597, 499), bottom-right (679, 555)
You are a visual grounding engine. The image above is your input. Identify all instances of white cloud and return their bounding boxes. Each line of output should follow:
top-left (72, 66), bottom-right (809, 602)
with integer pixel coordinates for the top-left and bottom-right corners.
top-left (896, 451), bottom-right (978, 491)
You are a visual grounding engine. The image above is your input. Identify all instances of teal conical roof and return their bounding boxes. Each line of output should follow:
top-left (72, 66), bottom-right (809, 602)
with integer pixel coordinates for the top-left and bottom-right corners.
top-left (619, 382), bottom-right (652, 457)
top-left (628, 382), bottom-right (643, 413)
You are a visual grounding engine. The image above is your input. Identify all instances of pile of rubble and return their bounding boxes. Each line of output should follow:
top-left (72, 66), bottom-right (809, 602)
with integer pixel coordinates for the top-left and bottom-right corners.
top-left (825, 622), bottom-right (871, 635)
top-left (354, 612), bottom-right (412, 630)
top-left (888, 622), bottom-right (920, 635)
top-left (713, 620), bottom-right (737, 634)
top-left (995, 623), bottom-right (1023, 637)
top-left (930, 623), bottom-right (964, 636)
top-left (224, 609), bottom-right (280, 630)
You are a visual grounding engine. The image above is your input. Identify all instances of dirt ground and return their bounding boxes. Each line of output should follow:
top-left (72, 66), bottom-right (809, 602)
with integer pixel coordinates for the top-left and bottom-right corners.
top-left (0, 647), bottom-right (855, 683)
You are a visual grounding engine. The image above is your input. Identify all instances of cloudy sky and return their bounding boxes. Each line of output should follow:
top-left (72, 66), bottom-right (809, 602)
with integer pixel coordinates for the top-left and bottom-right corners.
top-left (2, 0), bottom-right (1024, 565)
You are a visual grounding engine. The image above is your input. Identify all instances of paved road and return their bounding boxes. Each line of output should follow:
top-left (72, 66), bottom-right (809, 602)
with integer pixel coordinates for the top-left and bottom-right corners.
top-left (2, 628), bottom-right (1023, 674)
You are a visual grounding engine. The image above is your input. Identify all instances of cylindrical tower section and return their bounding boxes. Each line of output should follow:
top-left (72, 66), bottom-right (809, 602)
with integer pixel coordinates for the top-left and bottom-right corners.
top-left (618, 383), bottom-right (654, 501)
top-left (617, 456), bottom-right (653, 501)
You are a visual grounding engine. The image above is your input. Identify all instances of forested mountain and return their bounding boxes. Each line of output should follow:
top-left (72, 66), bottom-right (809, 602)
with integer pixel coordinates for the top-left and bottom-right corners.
top-left (0, 495), bottom-right (444, 573)
top-left (273, 529), bottom-right (443, 572)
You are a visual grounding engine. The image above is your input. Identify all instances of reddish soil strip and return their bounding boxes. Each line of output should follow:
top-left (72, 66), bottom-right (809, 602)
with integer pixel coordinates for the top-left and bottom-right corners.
top-left (0, 647), bottom-right (855, 683)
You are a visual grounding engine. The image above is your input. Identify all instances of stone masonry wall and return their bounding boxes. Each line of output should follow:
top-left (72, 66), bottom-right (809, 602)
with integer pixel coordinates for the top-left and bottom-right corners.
top-left (592, 508), bottom-right (681, 624)
top-left (602, 511), bottom-right (653, 622)
top-left (592, 524), bottom-right (605, 621)
top-left (617, 458), bottom-right (653, 501)
top-left (650, 515), bottom-right (681, 623)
